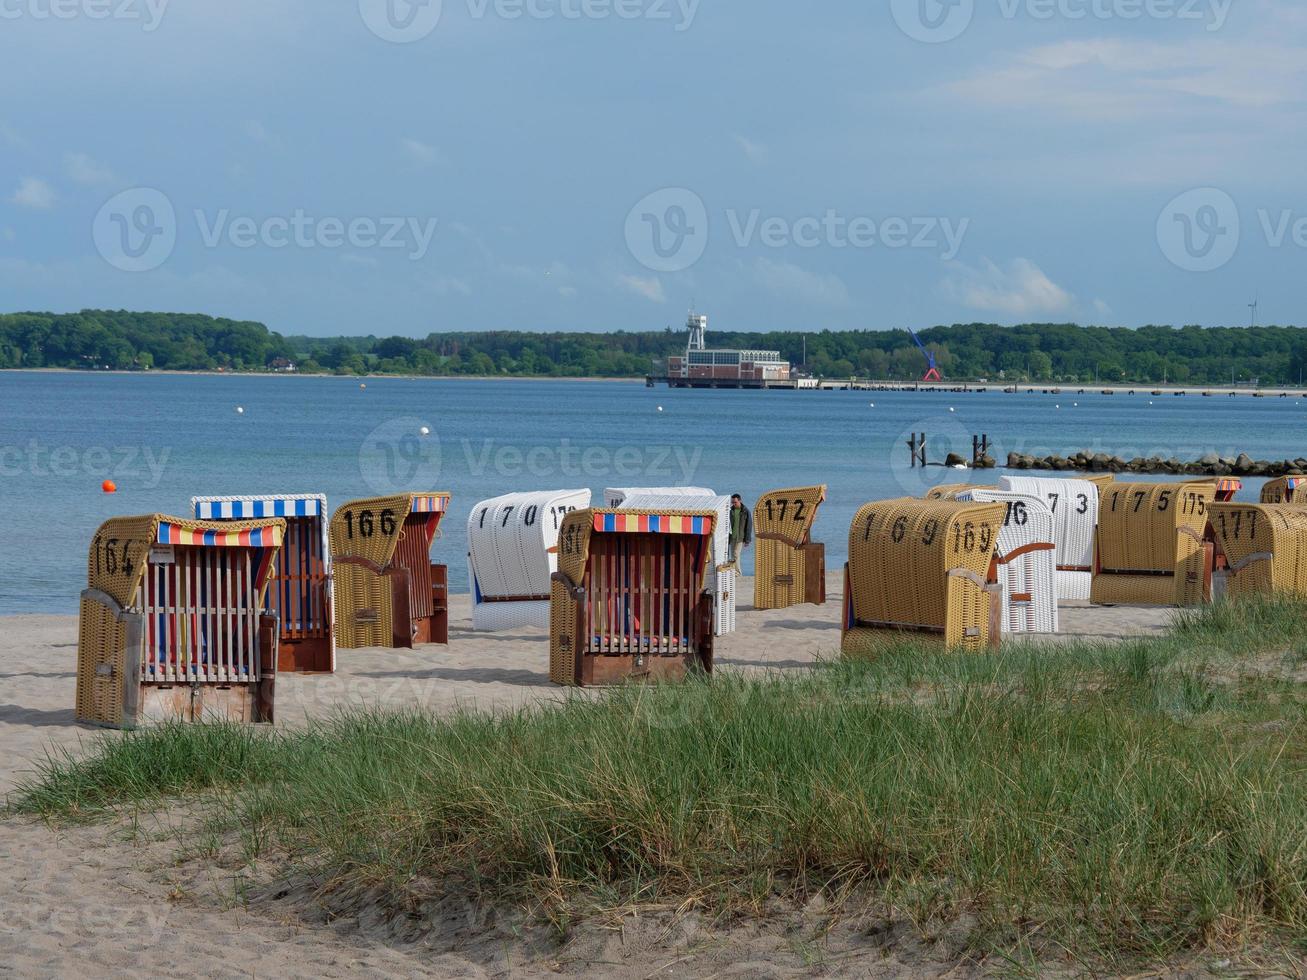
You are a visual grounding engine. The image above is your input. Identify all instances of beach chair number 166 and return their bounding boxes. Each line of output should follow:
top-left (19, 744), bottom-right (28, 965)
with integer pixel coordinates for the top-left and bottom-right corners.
top-left (343, 508), bottom-right (398, 539)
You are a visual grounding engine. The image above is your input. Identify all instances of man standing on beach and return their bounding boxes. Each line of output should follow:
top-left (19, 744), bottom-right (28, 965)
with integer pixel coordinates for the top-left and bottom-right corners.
top-left (729, 493), bottom-right (752, 566)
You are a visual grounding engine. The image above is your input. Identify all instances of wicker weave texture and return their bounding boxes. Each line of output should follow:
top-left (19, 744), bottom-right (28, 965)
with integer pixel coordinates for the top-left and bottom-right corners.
top-left (925, 484), bottom-right (993, 501)
top-left (1260, 477), bottom-right (1307, 505)
top-left (843, 498), bottom-right (1004, 654)
top-left (76, 596), bottom-right (130, 727)
top-left (331, 493), bottom-right (448, 649)
top-left (1084, 475), bottom-right (1117, 490)
top-left (1209, 503), bottom-right (1307, 598)
top-left (753, 485), bottom-right (827, 609)
top-left (958, 489), bottom-right (1058, 634)
top-left (1091, 481), bottom-right (1213, 606)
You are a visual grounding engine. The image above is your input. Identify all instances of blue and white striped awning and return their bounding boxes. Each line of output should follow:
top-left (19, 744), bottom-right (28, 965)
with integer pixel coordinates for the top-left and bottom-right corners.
top-left (193, 495), bottom-right (325, 520)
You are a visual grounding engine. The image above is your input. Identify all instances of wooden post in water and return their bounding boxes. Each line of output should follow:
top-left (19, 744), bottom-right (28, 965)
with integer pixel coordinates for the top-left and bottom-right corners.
top-left (907, 433), bottom-right (927, 468)
top-left (972, 434), bottom-right (991, 467)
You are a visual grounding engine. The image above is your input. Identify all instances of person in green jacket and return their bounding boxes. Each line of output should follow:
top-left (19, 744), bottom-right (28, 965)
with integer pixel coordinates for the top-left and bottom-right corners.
top-left (729, 493), bottom-right (752, 565)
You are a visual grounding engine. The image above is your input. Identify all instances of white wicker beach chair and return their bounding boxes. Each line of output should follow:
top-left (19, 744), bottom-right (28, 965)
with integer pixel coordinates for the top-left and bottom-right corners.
top-left (620, 492), bottom-right (736, 636)
top-left (467, 490), bottom-right (591, 631)
top-left (999, 476), bottom-right (1099, 602)
top-left (957, 488), bottom-right (1059, 634)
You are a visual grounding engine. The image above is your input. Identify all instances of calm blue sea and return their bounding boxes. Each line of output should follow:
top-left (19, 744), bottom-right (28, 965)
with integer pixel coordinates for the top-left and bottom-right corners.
top-left (2, 371), bottom-right (1304, 613)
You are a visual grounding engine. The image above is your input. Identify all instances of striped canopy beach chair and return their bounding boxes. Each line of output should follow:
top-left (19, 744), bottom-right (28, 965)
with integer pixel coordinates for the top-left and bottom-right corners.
top-left (1213, 478), bottom-right (1243, 502)
top-left (1091, 481), bottom-right (1214, 606)
top-left (192, 494), bottom-right (334, 673)
top-left (753, 485), bottom-right (828, 609)
top-left (1000, 476), bottom-right (1100, 601)
top-left (331, 493), bottom-right (451, 649)
top-left (843, 498), bottom-right (1005, 657)
top-left (603, 486), bottom-right (715, 509)
top-left (549, 508), bottom-right (717, 686)
top-left (76, 514), bottom-right (285, 728)
top-left (467, 489), bottom-right (590, 631)
top-left (1208, 503), bottom-right (1307, 599)
top-left (621, 492), bottom-right (736, 636)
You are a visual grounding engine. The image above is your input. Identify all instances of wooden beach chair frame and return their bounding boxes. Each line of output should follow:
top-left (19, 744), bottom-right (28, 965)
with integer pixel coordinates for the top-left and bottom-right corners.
top-left (76, 514), bottom-right (285, 729)
top-left (331, 493), bottom-right (451, 649)
top-left (549, 508), bottom-right (717, 686)
top-left (192, 494), bottom-right (335, 673)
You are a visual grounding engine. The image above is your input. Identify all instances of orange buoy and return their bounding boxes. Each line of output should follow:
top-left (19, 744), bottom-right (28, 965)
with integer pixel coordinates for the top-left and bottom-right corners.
top-left (102, 480), bottom-right (117, 494)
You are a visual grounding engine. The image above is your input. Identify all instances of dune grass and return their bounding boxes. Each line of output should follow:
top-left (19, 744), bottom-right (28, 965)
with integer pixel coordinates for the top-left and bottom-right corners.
top-left (13, 596), bottom-right (1307, 963)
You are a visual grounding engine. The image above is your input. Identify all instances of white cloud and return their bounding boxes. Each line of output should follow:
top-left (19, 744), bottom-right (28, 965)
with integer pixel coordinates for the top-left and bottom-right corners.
top-left (65, 152), bottom-right (116, 185)
top-left (401, 138), bottom-right (445, 168)
top-left (9, 177), bottom-right (56, 209)
top-left (942, 258), bottom-right (1074, 318)
top-left (619, 273), bottom-right (666, 302)
top-left (732, 133), bottom-right (768, 164)
top-left (753, 257), bottom-right (849, 308)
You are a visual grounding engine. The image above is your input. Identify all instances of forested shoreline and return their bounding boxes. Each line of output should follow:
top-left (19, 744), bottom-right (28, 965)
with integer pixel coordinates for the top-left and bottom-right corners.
top-left (3, 310), bottom-right (1306, 385)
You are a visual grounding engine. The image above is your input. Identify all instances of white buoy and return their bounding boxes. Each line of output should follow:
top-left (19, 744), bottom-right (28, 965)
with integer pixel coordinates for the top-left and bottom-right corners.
top-left (360, 383), bottom-right (367, 390)
top-left (235, 406), bottom-right (244, 415)
top-left (869, 402), bottom-right (875, 408)
top-left (1074, 402), bottom-right (1079, 407)
top-left (420, 426), bottom-right (430, 436)
top-left (949, 407), bottom-right (956, 413)
top-left (1056, 405), bottom-right (1060, 409)
top-left (657, 406), bottom-right (664, 412)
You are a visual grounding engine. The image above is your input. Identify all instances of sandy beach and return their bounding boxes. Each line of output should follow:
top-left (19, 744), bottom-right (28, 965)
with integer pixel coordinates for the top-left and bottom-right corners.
top-left (0, 578), bottom-right (1174, 978)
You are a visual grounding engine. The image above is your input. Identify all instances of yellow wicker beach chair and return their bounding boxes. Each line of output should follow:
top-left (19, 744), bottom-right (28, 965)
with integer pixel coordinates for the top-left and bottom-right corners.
top-left (1260, 476), bottom-right (1307, 504)
top-left (76, 514), bottom-right (285, 729)
top-left (1208, 503), bottom-right (1307, 599)
top-left (549, 508), bottom-right (717, 686)
top-left (1084, 474), bottom-right (1116, 490)
top-left (753, 485), bottom-right (827, 609)
top-left (842, 498), bottom-right (1006, 658)
top-left (330, 493), bottom-right (451, 649)
top-left (1090, 481), bottom-right (1214, 606)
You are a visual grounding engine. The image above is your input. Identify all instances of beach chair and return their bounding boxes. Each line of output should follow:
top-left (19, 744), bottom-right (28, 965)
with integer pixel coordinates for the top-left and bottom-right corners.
top-left (192, 494), bottom-right (334, 673)
top-left (1084, 474), bottom-right (1116, 490)
top-left (76, 514), bottom-right (285, 728)
top-left (1208, 503), bottom-right (1307, 599)
top-left (467, 489), bottom-right (591, 631)
top-left (549, 508), bottom-right (716, 686)
top-left (999, 476), bottom-right (1100, 601)
top-left (842, 498), bottom-right (1005, 657)
top-left (1261, 476), bottom-right (1307, 504)
top-left (621, 492), bottom-right (736, 636)
top-left (331, 493), bottom-right (451, 649)
top-left (925, 484), bottom-right (992, 501)
top-left (1090, 481), bottom-right (1214, 606)
top-left (603, 486), bottom-right (715, 509)
top-left (753, 485), bottom-right (828, 609)
top-left (956, 489), bottom-right (1058, 634)
top-left (1213, 478), bottom-right (1242, 503)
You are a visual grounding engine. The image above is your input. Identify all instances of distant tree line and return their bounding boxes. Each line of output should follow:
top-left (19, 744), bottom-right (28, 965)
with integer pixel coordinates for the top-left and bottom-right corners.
top-left (3, 310), bottom-right (1307, 385)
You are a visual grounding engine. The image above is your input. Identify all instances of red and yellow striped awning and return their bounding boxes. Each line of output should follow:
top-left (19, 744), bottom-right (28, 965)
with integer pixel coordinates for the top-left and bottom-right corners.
top-left (158, 522), bottom-right (283, 547)
top-left (594, 512), bottom-right (713, 535)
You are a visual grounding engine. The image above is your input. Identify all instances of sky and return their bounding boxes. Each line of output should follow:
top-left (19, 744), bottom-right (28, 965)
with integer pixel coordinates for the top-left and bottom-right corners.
top-left (0, 0), bottom-right (1303, 337)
